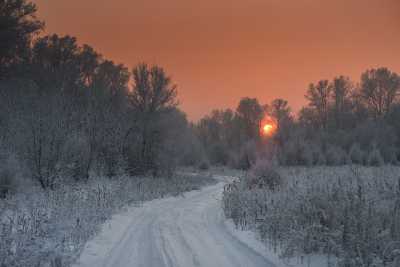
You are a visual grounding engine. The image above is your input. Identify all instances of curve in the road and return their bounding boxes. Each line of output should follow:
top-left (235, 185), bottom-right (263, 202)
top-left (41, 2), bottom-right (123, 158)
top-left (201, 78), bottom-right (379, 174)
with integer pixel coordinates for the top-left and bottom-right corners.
top-left (74, 178), bottom-right (276, 267)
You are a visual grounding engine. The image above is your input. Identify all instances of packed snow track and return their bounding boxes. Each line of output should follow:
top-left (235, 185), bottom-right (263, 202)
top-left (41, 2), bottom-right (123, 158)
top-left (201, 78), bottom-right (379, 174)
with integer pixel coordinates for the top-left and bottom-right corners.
top-left (74, 176), bottom-right (276, 267)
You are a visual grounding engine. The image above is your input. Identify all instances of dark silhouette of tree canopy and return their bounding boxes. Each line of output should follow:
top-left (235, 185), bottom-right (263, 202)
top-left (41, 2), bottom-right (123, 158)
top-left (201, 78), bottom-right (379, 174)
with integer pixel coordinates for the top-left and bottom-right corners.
top-left (29, 35), bottom-right (85, 95)
top-left (266, 98), bottom-right (292, 146)
top-left (0, 0), bottom-right (43, 76)
top-left (305, 80), bottom-right (332, 130)
top-left (360, 67), bottom-right (400, 118)
top-left (130, 63), bottom-right (177, 114)
top-left (236, 97), bottom-right (264, 141)
top-left (126, 64), bottom-right (179, 175)
top-left (196, 109), bottom-right (236, 165)
top-left (267, 98), bottom-right (291, 130)
top-left (331, 76), bottom-right (353, 129)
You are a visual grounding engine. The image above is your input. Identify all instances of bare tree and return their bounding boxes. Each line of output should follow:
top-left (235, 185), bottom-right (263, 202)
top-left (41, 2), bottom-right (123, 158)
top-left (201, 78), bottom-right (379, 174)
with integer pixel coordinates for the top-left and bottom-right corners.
top-left (196, 109), bottom-right (236, 165)
top-left (236, 97), bottom-right (264, 141)
top-left (331, 76), bottom-right (353, 129)
top-left (20, 92), bottom-right (71, 189)
top-left (305, 80), bottom-right (332, 129)
top-left (266, 98), bottom-right (293, 147)
top-left (84, 60), bottom-right (130, 178)
top-left (360, 67), bottom-right (400, 118)
top-left (267, 98), bottom-right (291, 131)
top-left (127, 63), bottom-right (178, 175)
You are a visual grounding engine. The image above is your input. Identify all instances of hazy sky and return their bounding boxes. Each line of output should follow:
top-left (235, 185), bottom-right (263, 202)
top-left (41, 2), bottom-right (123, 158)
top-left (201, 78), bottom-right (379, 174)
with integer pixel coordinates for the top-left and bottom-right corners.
top-left (33, 0), bottom-right (400, 120)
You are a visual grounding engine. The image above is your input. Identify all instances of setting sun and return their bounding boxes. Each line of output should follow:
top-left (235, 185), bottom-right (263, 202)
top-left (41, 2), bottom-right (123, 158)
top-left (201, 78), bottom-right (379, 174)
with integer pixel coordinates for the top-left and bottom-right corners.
top-left (260, 115), bottom-right (277, 137)
top-left (263, 124), bottom-right (273, 134)
top-left (261, 122), bottom-right (276, 136)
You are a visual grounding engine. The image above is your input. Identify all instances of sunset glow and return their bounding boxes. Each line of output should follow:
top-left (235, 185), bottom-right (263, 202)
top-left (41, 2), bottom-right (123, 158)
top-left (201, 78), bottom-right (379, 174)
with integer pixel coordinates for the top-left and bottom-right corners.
top-left (261, 115), bottom-right (277, 137)
top-left (262, 124), bottom-right (274, 135)
top-left (32, 0), bottom-right (400, 120)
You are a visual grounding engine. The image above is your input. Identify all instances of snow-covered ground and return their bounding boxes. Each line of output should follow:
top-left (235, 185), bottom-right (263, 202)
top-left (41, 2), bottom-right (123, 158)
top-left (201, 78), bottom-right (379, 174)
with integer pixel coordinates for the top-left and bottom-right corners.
top-left (74, 176), bottom-right (281, 267)
top-left (224, 220), bottom-right (333, 267)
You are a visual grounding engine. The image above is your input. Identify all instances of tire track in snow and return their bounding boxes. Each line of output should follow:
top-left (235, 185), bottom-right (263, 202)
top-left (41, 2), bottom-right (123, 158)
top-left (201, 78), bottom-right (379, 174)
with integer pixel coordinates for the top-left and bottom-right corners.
top-left (74, 178), bottom-right (276, 267)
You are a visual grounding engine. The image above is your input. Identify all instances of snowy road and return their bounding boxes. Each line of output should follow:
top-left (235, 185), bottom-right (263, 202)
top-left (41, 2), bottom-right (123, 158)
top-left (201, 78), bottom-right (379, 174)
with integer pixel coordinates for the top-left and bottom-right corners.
top-left (74, 176), bottom-right (277, 267)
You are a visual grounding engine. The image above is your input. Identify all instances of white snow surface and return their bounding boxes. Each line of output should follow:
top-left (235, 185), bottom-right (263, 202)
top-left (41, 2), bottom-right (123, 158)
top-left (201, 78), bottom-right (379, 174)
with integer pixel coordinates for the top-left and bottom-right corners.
top-left (73, 175), bottom-right (279, 267)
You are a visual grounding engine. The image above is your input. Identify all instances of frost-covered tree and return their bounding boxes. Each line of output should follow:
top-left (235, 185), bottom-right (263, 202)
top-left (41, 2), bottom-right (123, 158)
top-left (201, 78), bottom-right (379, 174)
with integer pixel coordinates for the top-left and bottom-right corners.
top-left (196, 109), bottom-right (237, 165)
top-left (331, 76), bottom-right (353, 129)
top-left (82, 60), bottom-right (130, 179)
top-left (236, 97), bottom-right (264, 141)
top-left (19, 92), bottom-right (72, 189)
top-left (126, 63), bottom-right (178, 175)
top-left (267, 98), bottom-right (291, 130)
top-left (305, 80), bottom-right (332, 130)
top-left (266, 98), bottom-right (293, 146)
top-left (360, 67), bottom-right (400, 118)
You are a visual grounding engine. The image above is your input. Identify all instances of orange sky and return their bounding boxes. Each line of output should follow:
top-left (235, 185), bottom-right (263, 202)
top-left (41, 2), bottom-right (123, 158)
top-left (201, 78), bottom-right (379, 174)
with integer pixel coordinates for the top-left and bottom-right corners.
top-left (33, 0), bottom-right (400, 121)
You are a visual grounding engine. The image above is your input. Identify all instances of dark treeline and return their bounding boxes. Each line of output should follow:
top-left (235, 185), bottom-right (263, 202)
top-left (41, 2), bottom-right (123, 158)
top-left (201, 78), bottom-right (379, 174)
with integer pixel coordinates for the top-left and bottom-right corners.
top-left (2, 0), bottom-right (400, 195)
top-left (196, 71), bottom-right (400, 168)
top-left (0, 0), bottom-right (204, 194)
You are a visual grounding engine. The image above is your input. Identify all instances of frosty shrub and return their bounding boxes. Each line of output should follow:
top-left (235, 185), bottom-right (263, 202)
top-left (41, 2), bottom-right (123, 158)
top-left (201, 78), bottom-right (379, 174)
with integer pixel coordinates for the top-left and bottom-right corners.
top-left (231, 141), bottom-right (258, 170)
top-left (0, 156), bottom-right (19, 198)
top-left (62, 134), bottom-right (90, 181)
top-left (325, 145), bottom-right (347, 165)
top-left (295, 142), bottom-right (314, 166)
top-left (280, 139), bottom-right (313, 166)
top-left (198, 160), bottom-right (210, 170)
top-left (349, 143), bottom-right (364, 164)
top-left (0, 166), bottom-right (14, 198)
top-left (368, 146), bottom-right (384, 166)
top-left (248, 160), bottom-right (283, 191)
top-left (381, 146), bottom-right (398, 165)
top-left (350, 120), bottom-right (398, 165)
top-left (0, 174), bottom-right (216, 266)
top-left (153, 150), bottom-right (178, 178)
top-left (311, 145), bottom-right (326, 165)
top-left (223, 166), bottom-right (400, 267)
top-left (99, 148), bottom-right (122, 178)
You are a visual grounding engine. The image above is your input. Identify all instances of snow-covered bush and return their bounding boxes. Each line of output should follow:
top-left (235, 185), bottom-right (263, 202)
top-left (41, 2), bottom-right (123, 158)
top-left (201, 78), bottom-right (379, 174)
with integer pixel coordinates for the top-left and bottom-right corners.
top-left (349, 143), bottom-right (365, 164)
top-left (0, 174), bottom-right (215, 266)
top-left (230, 141), bottom-right (258, 170)
top-left (198, 160), bottom-right (210, 170)
top-left (62, 134), bottom-right (91, 181)
top-left (351, 120), bottom-right (398, 164)
top-left (223, 166), bottom-right (400, 267)
top-left (248, 160), bottom-right (283, 191)
top-left (0, 166), bottom-right (14, 198)
top-left (0, 156), bottom-right (19, 198)
top-left (325, 145), bottom-right (347, 165)
top-left (311, 144), bottom-right (326, 165)
top-left (367, 146), bottom-right (384, 166)
top-left (98, 148), bottom-right (123, 178)
top-left (279, 139), bottom-right (314, 166)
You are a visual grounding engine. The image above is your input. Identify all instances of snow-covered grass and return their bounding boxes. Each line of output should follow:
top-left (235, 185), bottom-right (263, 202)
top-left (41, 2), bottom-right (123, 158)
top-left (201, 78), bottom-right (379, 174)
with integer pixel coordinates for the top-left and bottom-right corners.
top-left (223, 165), bottom-right (400, 267)
top-left (0, 174), bottom-right (216, 267)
